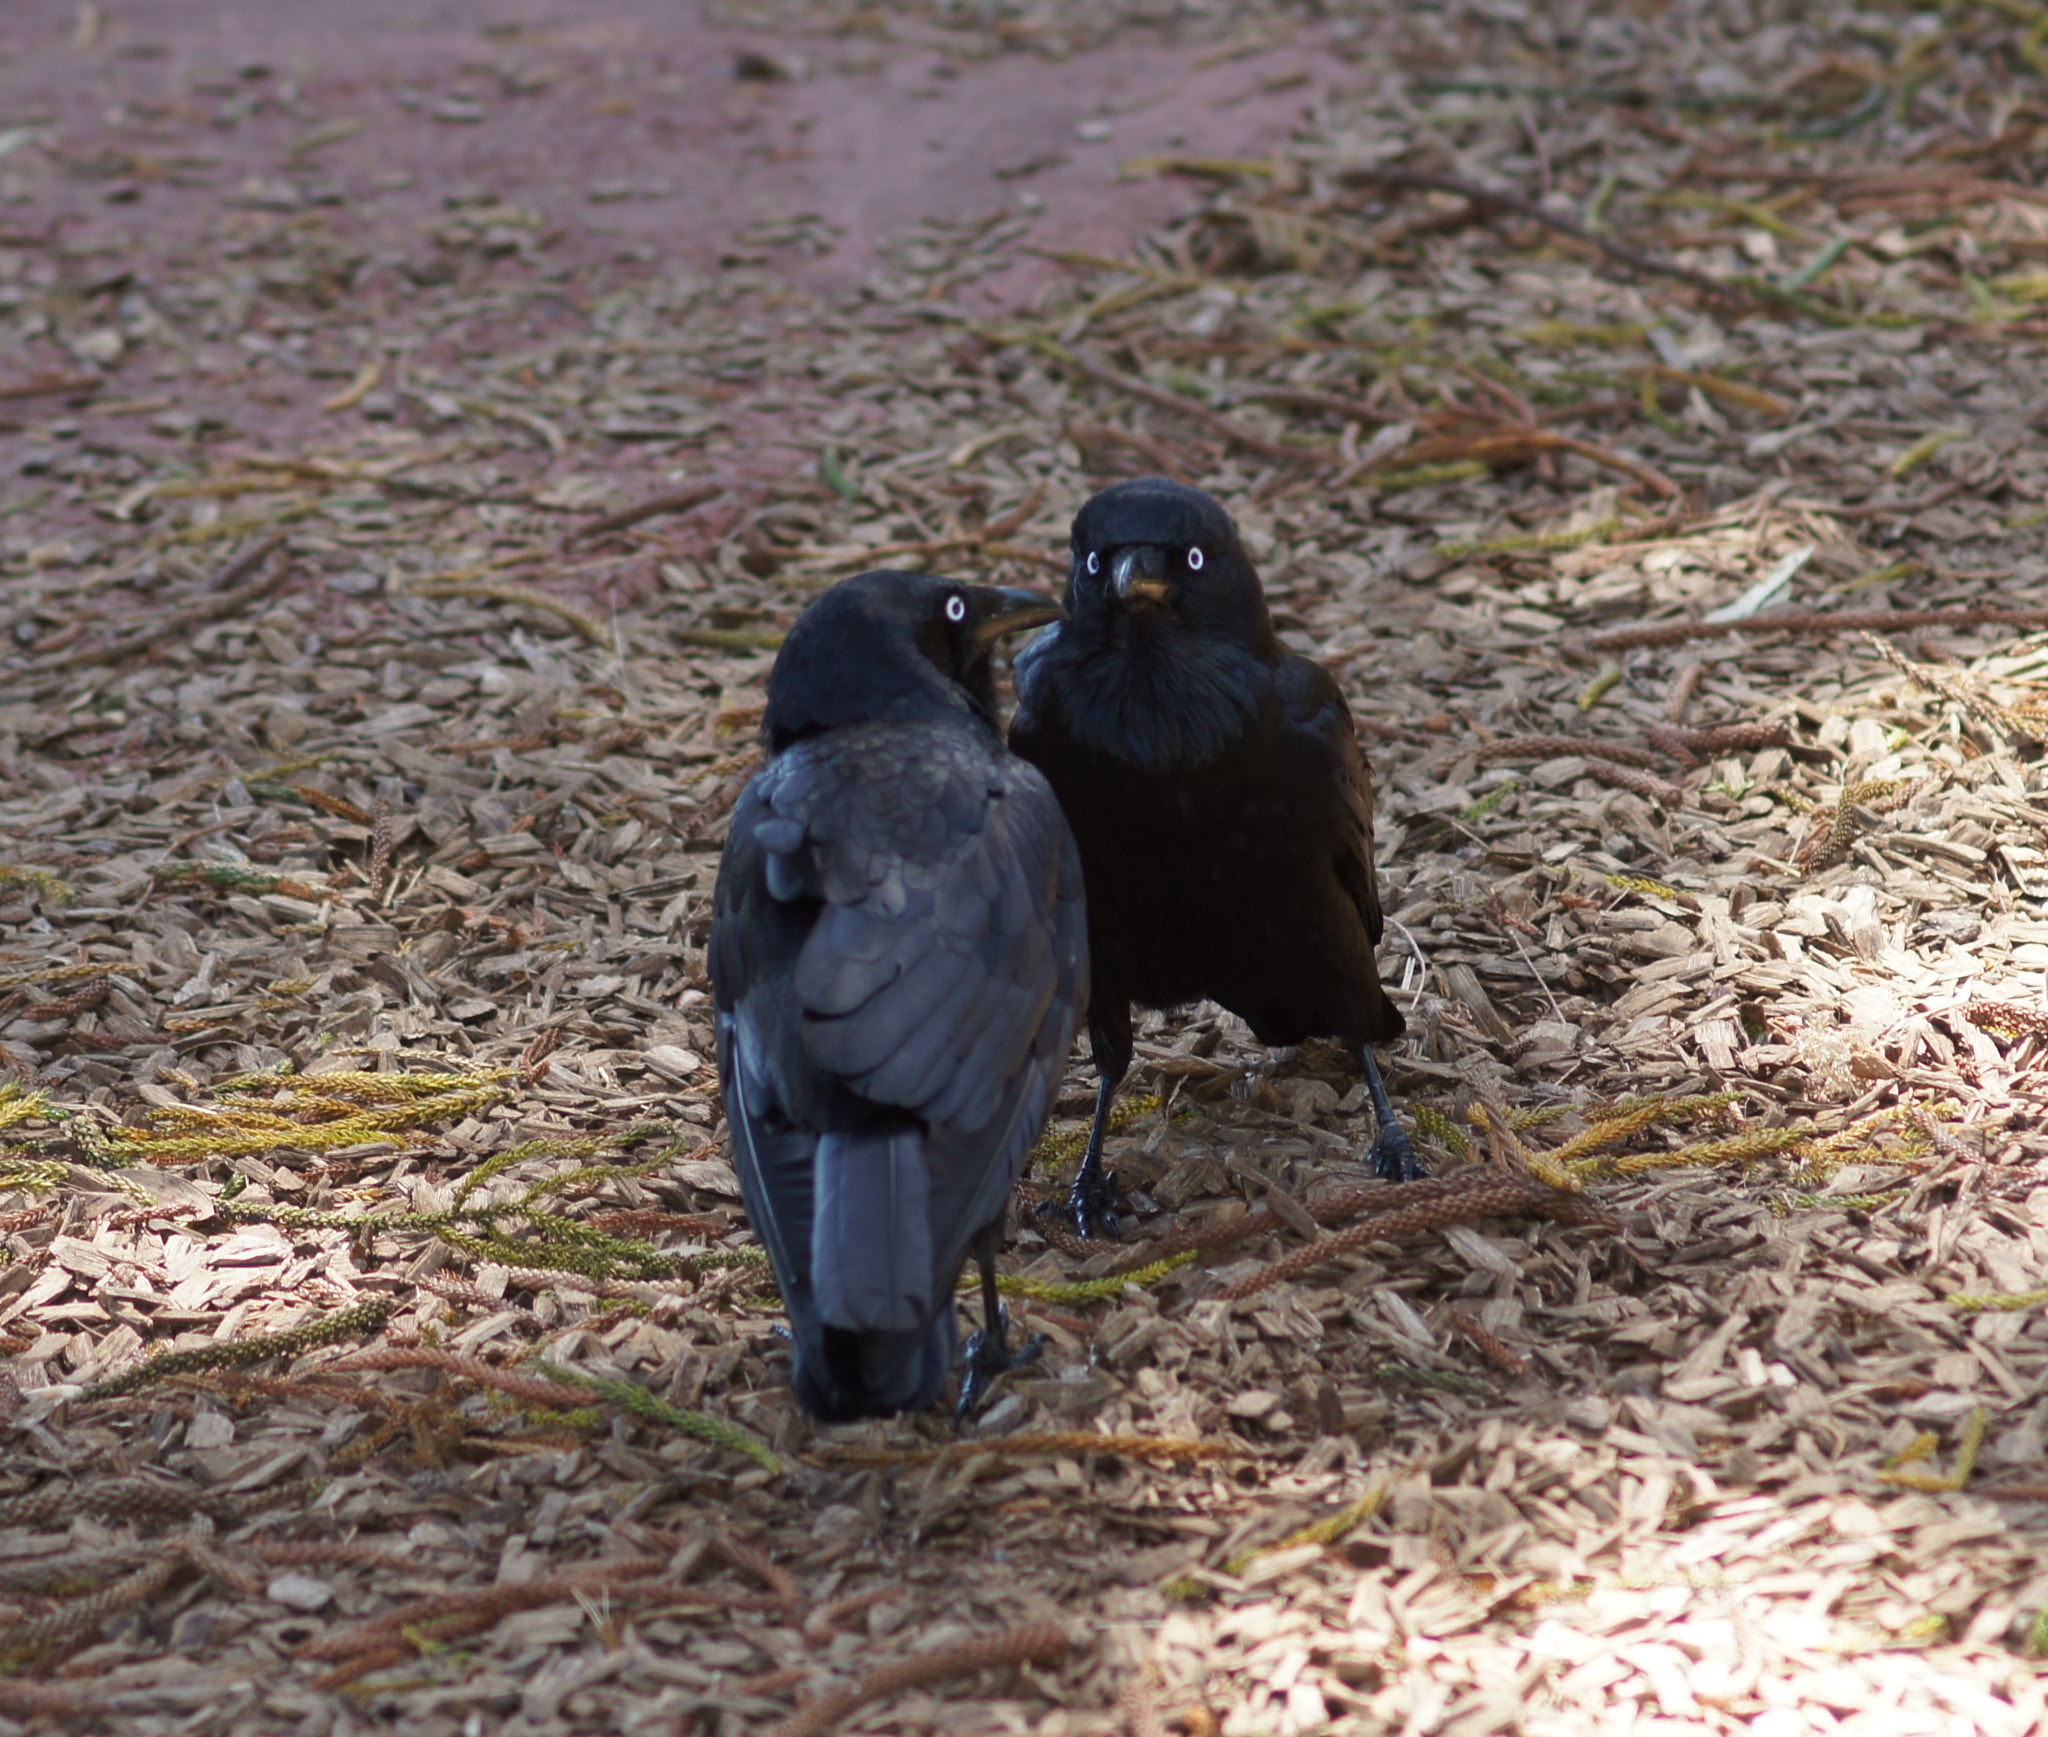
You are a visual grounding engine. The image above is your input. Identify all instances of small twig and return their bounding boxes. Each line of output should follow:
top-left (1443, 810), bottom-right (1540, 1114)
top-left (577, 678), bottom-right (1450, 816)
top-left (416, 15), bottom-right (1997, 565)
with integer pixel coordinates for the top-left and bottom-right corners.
top-left (763, 1624), bottom-right (1071, 1737)
top-left (1335, 165), bottom-right (1737, 299)
top-left (802, 1589), bottom-right (894, 1646)
top-left (1119, 1669), bottom-right (1171, 1737)
top-left (1506, 924), bottom-right (1568, 1024)
top-left (185, 1534), bottom-right (266, 1599)
top-left (320, 357), bottom-right (383, 414)
top-left (1398, 423), bottom-right (1680, 497)
top-left (254, 1541), bottom-right (417, 1572)
top-left (1475, 735), bottom-right (1664, 769)
top-left (1665, 659), bottom-right (1703, 724)
top-left (301, 1559), bottom-right (679, 1685)
top-left (1236, 383), bottom-right (1392, 427)
top-left (368, 796), bottom-right (392, 903)
top-left (1450, 1309), bottom-right (1531, 1376)
top-left (0, 1680), bottom-right (100, 1719)
top-left (1589, 761), bottom-right (1687, 806)
top-left (1864, 632), bottom-right (2042, 743)
top-left (564, 482), bottom-right (723, 546)
top-left (710, 1534), bottom-right (803, 1622)
top-left (1833, 476), bottom-right (1977, 522)
top-left (1045, 341), bottom-right (1318, 466)
top-left (1643, 720), bottom-right (1790, 765)
top-left (79, 1297), bottom-right (395, 1401)
top-left (207, 528), bottom-right (292, 593)
top-left (1587, 602), bottom-right (2048, 654)
top-left (1214, 1172), bottom-right (1612, 1302)
top-left (0, 375), bottom-right (101, 402)
top-left (406, 578), bottom-right (607, 642)
top-left (36, 531), bottom-right (290, 673)
top-left (980, 479), bottom-right (1048, 541)
top-left (0, 1543), bottom-right (185, 1657)
top-left (809, 1432), bottom-right (1237, 1467)
top-left (1066, 420), bottom-right (1199, 481)
top-left (324, 1345), bottom-right (592, 1410)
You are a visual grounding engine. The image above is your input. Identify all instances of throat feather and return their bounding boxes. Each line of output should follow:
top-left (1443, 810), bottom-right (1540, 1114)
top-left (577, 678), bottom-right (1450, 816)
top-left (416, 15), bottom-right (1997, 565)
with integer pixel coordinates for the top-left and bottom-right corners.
top-left (1062, 635), bottom-right (1266, 770)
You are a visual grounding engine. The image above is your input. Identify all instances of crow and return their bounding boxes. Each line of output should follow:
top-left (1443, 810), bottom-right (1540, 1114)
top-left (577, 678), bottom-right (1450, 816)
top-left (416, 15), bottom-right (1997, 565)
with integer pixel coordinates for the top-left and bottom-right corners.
top-left (711, 570), bottom-right (1086, 1422)
top-left (1010, 476), bottom-right (1416, 1238)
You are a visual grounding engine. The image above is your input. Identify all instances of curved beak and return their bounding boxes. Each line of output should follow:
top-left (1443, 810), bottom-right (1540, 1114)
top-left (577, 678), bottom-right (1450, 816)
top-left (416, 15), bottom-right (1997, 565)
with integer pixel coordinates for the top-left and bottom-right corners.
top-left (1110, 545), bottom-right (1173, 607)
top-left (968, 585), bottom-right (1064, 648)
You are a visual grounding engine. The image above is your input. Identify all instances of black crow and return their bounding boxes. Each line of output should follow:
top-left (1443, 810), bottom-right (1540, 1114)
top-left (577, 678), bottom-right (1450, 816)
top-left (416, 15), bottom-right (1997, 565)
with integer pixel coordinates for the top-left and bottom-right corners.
top-left (1010, 476), bottom-right (1416, 1237)
top-left (711, 570), bottom-right (1086, 1421)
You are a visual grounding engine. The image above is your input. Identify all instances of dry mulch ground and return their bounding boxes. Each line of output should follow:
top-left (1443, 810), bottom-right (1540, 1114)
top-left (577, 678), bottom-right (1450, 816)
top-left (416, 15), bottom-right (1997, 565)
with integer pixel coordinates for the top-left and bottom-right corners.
top-left (2, 1), bottom-right (2048, 1732)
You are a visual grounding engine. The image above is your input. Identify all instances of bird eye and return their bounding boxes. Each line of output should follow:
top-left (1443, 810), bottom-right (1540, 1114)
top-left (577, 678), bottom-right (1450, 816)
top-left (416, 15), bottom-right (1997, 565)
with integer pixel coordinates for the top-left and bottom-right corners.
top-left (1085, 551), bottom-right (1100, 576)
top-left (1186, 546), bottom-right (1205, 572)
top-left (944, 593), bottom-right (968, 624)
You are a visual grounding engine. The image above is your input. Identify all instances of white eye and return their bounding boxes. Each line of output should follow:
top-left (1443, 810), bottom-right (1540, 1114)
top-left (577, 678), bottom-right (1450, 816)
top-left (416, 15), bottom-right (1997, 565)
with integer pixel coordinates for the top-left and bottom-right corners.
top-left (1085, 551), bottom-right (1100, 575)
top-left (1187, 546), bottom-right (1205, 572)
top-left (944, 593), bottom-right (968, 624)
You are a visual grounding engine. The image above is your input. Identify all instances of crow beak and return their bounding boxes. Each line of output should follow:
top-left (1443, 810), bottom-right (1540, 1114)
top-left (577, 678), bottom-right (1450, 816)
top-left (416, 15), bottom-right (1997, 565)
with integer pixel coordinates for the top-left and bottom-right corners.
top-left (968, 585), bottom-right (1064, 648)
top-left (1111, 546), bottom-right (1173, 607)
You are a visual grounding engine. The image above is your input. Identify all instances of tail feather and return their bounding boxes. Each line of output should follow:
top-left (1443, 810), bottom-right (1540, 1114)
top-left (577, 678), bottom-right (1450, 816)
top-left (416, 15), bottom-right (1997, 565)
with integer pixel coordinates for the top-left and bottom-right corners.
top-left (812, 1129), bottom-right (934, 1336)
top-left (796, 1312), bottom-right (956, 1421)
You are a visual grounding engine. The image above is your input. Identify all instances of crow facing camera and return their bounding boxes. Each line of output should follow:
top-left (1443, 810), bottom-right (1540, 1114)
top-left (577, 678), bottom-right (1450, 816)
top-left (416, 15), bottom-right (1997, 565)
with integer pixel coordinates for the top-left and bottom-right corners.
top-left (1011, 476), bottom-right (1419, 1237)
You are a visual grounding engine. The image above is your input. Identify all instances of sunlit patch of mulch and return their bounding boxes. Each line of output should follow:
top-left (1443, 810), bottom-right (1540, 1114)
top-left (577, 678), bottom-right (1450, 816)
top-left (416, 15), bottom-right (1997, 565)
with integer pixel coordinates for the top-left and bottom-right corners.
top-left (2, 1), bottom-right (2048, 1733)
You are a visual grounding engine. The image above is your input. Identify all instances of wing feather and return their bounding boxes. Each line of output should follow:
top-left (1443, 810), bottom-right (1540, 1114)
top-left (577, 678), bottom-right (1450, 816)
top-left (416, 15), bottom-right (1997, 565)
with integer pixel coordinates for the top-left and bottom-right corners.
top-left (1275, 654), bottom-right (1385, 944)
top-left (709, 719), bottom-right (1087, 1418)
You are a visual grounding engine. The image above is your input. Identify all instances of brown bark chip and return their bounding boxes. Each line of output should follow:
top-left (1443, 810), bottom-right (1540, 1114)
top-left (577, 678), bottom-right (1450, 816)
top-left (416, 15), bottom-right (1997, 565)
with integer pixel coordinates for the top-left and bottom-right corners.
top-left (1, 2), bottom-right (2048, 1733)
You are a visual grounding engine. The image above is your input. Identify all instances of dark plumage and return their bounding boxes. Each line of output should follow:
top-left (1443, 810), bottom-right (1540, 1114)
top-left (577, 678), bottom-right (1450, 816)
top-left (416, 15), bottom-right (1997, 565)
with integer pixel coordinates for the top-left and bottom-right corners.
top-left (1010, 477), bottom-right (1416, 1236)
top-left (710, 570), bottom-right (1086, 1421)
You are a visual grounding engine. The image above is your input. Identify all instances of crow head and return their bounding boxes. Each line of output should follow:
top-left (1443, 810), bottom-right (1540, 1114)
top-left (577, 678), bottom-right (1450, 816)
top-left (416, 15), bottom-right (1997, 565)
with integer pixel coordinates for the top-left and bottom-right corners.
top-left (765, 570), bottom-right (1062, 751)
top-left (1066, 476), bottom-right (1279, 656)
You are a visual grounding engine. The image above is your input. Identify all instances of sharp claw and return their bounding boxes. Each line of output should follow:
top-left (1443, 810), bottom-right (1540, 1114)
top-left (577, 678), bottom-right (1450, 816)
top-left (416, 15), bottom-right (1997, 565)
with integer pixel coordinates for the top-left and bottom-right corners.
top-left (954, 1309), bottom-right (1048, 1425)
top-left (1066, 1167), bottom-right (1121, 1241)
top-left (1032, 1173), bottom-right (1122, 1238)
top-left (1360, 1046), bottom-right (1423, 1184)
top-left (1370, 1124), bottom-right (1426, 1184)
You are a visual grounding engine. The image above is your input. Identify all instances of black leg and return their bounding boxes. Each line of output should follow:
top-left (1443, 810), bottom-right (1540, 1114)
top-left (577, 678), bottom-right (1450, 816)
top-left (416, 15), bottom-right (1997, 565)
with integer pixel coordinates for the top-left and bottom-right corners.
top-left (954, 1222), bottom-right (1048, 1425)
top-left (1361, 1046), bottom-right (1424, 1183)
top-left (1034, 1013), bottom-right (1128, 1239)
top-left (1064, 1069), bottom-right (1124, 1239)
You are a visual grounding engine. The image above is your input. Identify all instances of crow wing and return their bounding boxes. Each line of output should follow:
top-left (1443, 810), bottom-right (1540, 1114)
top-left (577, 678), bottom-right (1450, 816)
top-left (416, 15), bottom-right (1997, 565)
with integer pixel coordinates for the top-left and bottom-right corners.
top-left (710, 719), bottom-right (1086, 1411)
top-left (1274, 653), bottom-right (1385, 946)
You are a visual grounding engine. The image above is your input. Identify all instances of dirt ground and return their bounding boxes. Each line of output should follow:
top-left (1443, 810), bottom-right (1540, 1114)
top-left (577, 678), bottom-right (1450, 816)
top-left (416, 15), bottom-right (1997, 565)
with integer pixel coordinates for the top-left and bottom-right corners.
top-left (3, 1), bottom-right (2048, 1733)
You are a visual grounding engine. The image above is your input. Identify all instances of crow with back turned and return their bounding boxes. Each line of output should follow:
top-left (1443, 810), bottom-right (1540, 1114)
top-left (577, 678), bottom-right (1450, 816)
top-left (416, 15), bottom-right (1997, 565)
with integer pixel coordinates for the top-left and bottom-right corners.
top-left (1010, 476), bottom-right (1417, 1237)
top-left (711, 570), bottom-right (1086, 1420)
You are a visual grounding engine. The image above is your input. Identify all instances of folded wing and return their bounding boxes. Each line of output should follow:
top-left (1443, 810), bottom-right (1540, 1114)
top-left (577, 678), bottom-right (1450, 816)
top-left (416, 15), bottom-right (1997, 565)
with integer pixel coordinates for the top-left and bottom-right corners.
top-left (711, 719), bottom-right (1086, 1418)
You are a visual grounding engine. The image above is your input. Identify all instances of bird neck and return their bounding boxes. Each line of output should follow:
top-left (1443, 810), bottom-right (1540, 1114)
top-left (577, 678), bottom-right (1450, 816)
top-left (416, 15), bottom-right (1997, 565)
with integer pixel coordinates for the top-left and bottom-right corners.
top-left (1039, 615), bottom-right (1269, 770)
top-left (764, 633), bottom-right (998, 753)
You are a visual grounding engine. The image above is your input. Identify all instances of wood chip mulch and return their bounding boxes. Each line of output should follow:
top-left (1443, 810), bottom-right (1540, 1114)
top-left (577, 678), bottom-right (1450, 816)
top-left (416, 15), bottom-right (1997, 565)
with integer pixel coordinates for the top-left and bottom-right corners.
top-left (2, 2), bottom-right (2048, 1733)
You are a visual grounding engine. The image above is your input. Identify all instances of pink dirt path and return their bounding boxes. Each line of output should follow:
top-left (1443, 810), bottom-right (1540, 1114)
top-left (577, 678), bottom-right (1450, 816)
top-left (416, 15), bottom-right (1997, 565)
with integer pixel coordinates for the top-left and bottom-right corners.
top-left (2, 3), bottom-right (1341, 303)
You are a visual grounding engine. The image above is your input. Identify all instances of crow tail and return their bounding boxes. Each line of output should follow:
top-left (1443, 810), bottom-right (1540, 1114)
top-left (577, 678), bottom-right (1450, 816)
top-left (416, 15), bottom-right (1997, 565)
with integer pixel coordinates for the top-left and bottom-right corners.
top-left (796, 1127), bottom-right (954, 1419)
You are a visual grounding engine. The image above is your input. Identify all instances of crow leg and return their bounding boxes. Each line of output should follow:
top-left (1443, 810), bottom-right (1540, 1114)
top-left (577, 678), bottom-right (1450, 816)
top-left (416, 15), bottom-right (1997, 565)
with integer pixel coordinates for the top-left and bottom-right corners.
top-left (1035, 1009), bottom-right (1129, 1239)
top-left (1069, 1007), bottom-right (1133, 1238)
top-left (1046, 1067), bottom-right (1122, 1240)
top-left (955, 1221), bottom-right (1047, 1425)
top-left (1361, 1046), bottom-right (1425, 1183)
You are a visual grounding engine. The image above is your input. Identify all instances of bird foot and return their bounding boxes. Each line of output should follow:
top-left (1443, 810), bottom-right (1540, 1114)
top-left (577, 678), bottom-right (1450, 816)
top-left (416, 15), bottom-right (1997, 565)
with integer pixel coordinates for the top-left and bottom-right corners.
top-left (1368, 1121), bottom-right (1427, 1184)
top-left (1359, 1045), bottom-right (1424, 1184)
top-left (954, 1308), bottom-right (1048, 1425)
top-left (1036, 1166), bottom-right (1122, 1241)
